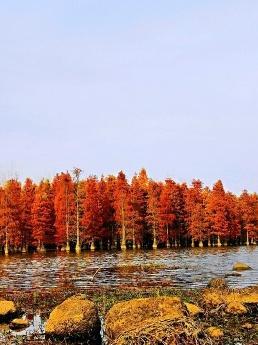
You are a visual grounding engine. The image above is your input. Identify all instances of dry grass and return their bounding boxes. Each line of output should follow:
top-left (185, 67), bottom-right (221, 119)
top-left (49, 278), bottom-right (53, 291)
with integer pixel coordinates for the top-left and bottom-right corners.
top-left (109, 317), bottom-right (213, 345)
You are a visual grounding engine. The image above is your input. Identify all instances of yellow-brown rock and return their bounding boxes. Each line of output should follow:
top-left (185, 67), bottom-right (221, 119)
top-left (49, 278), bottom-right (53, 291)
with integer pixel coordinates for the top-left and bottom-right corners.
top-left (233, 262), bottom-right (252, 271)
top-left (240, 292), bottom-right (258, 304)
top-left (105, 296), bottom-right (184, 340)
top-left (184, 302), bottom-right (203, 316)
top-left (226, 301), bottom-right (247, 315)
top-left (203, 290), bottom-right (224, 306)
top-left (207, 278), bottom-right (228, 289)
top-left (45, 295), bottom-right (100, 342)
top-left (10, 318), bottom-right (29, 329)
top-left (206, 326), bottom-right (224, 338)
top-left (0, 300), bottom-right (16, 321)
top-left (242, 323), bottom-right (253, 330)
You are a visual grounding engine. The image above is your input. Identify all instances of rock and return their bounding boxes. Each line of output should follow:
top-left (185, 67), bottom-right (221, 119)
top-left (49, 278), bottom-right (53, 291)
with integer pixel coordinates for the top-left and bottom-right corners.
top-left (240, 292), bottom-right (258, 304)
top-left (10, 318), bottom-right (29, 330)
top-left (226, 302), bottom-right (247, 315)
top-left (203, 290), bottom-right (224, 306)
top-left (233, 262), bottom-right (252, 271)
top-left (0, 300), bottom-right (17, 322)
top-left (45, 295), bottom-right (101, 343)
top-left (242, 323), bottom-right (253, 329)
top-left (184, 302), bottom-right (203, 316)
top-left (206, 326), bottom-right (224, 338)
top-left (105, 296), bottom-right (184, 340)
top-left (224, 272), bottom-right (242, 277)
top-left (207, 278), bottom-right (228, 289)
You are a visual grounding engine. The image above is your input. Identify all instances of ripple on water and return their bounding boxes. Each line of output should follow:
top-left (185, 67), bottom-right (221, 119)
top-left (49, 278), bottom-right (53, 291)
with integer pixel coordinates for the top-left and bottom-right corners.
top-left (0, 247), bottom-right (257, 290)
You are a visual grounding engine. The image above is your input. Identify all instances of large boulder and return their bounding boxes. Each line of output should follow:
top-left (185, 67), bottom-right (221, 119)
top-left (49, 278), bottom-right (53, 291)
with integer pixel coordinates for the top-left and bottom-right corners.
top-left (0, 300), bottom-right (17, 322)
top-left (45, 295), bottom-right (101, 343)
top-left (233, 262), bottom-right (252, 271)
top-left (105, 296), bottom-right (184, 340)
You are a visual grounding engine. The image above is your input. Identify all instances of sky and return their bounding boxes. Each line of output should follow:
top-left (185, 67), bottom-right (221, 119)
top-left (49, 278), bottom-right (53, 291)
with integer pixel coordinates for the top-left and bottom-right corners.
top-left (0, 0), bottom-right (258, 193)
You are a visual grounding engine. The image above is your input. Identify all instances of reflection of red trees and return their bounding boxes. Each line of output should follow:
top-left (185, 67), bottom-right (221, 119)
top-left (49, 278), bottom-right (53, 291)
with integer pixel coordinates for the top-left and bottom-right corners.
top-left (0, 170), bottom-right (257, 250)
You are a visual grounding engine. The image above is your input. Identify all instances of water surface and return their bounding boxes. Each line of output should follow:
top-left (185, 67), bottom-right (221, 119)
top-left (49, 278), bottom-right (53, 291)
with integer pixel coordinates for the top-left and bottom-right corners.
top-left (0, 246), bottom-right (257, 291)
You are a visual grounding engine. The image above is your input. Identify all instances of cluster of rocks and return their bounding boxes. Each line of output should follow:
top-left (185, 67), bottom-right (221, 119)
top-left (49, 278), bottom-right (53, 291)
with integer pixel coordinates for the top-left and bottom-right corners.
top-left (0, 261), bottom-right (257, 344)
top-left (0, 299), bottom-right (29, 330)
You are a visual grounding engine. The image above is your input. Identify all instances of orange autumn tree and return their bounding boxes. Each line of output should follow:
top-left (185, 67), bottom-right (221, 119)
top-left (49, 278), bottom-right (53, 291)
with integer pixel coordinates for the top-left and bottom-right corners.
top-left (114, 171), bottom-right (131, 250)
top-left (129, 175), bottom-right (147, 249)
top-left (206, 180), bottom-right (229, 246)
top-left (97, 176), bottom-right (113, 248)
top-left (32, 180), bottom-right (55, 251)
top-left (105, 175), bottom-right (117, 248)
top-left (82, 176), bottom-right (103, 250)
top-left (225, 192), bottom-right (241, 244)
top-left (21, 178), bottom-right (35, 252)
top-left (239, 190), bottom-right (258, 245)
top-left (169, 182), bottom-right (187, 247)
top-left (185, 180), bottom-right (207, 247)
top-left (2, 179), bottom-right (22, 254)
top-left (53, 172), bottom-right (74, 251)
top-left (129, 169), bottom-right (149, 249)
top-left (147, 180), bottom-right (162, 249)
top-left (158, 179), bottom-right (177, 248)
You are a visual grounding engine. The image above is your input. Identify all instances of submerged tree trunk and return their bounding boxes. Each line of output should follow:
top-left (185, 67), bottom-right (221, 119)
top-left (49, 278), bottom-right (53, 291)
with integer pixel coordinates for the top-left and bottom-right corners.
top-left (191, 238), bottom-right (195, 248)
top-left (246, 231), bottom-right (250, 246)
top-left (132, 229), bottom-right (136, 249)
top-left (90, 239), bottom-right (95, 251)
top-left (152, 223), bottom-right (157, 249)
top-left (166, 225), bottom-right (170, 248)
top-left (120, 204), bottom-right (126, 250)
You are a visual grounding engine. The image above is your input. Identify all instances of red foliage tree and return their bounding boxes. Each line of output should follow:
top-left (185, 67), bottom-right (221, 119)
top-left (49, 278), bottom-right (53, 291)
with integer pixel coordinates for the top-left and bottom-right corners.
top-left (158, 179), bottom-right (177, 247)
top-left (82, 176), bottom-right (103, 249)
top-left (147, 180), bottom-right (162, 249)
top-left (53, 172), bottom-right (74, 251)
top-left (114, 171), bottom-right (131, 250)
top-left (21, 178), bottom-right (35, 251)
top-left (2, 180), bottom-right (22, 253)
top-left (239, 190), bottom-right (258, 244)
top-left (32, 180), bottom-right (55, 251)
top-left (185, 180), bottom-right (207, 247)
top-left (206, 180), bottom-right (229, 246)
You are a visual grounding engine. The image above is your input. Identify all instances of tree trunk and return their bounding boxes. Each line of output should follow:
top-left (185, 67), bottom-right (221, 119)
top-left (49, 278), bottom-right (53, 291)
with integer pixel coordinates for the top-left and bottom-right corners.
top-left (246, 231), bottom-right (250, 246)
top-left (90, 239), bottom-right (96, 251)
top-left (121, 204), bottom-right (126, 250)
top-left (152, 223), bottom-right (157, 249)
top-left (66, 241), bottom-right (70, 252)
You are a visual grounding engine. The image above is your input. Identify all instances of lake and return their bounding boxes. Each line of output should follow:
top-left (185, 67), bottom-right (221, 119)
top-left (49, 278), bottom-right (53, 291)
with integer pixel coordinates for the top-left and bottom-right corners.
top-left (0, 246), bottom-right (257, 291)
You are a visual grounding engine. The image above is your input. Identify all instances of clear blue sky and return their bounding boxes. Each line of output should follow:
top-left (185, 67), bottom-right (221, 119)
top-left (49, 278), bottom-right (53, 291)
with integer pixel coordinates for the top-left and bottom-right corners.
top-left (0, 1), bottom-right (258, 193)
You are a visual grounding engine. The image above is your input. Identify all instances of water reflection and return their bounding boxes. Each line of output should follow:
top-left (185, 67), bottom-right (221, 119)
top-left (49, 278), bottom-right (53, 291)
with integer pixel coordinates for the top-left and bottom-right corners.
top-left (0, 247), bottom-right (257, 290)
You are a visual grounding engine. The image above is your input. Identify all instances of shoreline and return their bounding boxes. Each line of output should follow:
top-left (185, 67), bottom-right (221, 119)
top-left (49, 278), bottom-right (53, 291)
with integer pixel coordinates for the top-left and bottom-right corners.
top-left (0, 284), bottom-right (258, 344)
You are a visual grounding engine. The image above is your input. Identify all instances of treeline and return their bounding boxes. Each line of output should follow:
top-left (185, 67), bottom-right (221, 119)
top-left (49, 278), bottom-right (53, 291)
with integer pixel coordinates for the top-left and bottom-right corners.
top-left (0, 168), bottom-right (257, 255)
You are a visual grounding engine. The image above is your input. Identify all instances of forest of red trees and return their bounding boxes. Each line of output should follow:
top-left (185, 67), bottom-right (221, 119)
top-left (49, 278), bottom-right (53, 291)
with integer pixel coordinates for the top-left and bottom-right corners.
top-left (0, 168), bottom-right (257, 255)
